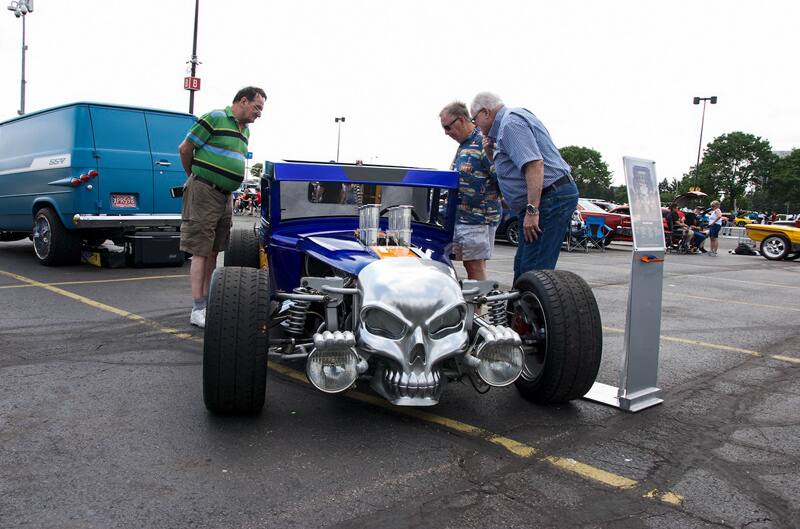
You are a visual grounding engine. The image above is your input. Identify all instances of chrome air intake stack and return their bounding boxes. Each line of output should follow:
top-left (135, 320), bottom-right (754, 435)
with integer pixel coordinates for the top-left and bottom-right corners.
top-left (386, 205), bottom-right (413, 246)
top-left (358, 204), bottom-right (380, 246)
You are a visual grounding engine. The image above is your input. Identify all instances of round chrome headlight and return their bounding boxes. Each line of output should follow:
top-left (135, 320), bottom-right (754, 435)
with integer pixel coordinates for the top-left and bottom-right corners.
top-left (475, 341), bottom-right (524, 387)
top-left (306, 348), bottom-right (359, 393)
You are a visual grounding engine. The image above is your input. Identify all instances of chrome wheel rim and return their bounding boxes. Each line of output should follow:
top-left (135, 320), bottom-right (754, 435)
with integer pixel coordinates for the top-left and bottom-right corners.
top-left (763, 237), bottom-right (786, 259)
top-left (511, 292), bottom-right (548, 382)
top-left (507, 223), bottom-right (519, 246)
top-left (33, 215), bottom-right (51, 260)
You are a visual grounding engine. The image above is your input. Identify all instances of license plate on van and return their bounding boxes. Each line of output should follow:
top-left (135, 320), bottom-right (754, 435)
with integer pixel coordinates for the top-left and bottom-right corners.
top-left (111, 194), bottom-right (137, 209)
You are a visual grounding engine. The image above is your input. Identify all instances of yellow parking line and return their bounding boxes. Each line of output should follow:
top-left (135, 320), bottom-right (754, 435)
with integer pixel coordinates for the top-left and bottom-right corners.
top-left (675, 273), bottom-right (800, 290)
top-left (0, 274), bottom-right (189, 289)
top-left (603, 326), bottom-right (763, 357)
top-left (770, 354), bottom-right (800, 365)
top-left (0, 270), bottom-right (199, 342)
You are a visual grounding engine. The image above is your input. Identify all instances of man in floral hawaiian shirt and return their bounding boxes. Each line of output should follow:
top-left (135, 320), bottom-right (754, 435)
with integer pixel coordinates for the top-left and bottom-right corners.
top-left (439, 101), bottom-right (502, 280)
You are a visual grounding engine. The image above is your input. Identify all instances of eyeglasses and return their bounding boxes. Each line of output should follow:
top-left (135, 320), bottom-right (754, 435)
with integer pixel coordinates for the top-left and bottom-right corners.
top-left (470, 109), bottom-right (485, 124)
top-left (442, 116), bottom-right (460, 132)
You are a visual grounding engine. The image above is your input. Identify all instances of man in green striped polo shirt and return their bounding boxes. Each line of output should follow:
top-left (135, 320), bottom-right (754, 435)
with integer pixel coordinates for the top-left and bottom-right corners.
top-left (179, 86), bottom-right (266, 328)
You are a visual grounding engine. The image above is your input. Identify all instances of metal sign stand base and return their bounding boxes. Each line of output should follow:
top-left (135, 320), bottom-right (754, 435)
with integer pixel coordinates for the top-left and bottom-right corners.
top-left (584, 382), bottom-right (663, 412)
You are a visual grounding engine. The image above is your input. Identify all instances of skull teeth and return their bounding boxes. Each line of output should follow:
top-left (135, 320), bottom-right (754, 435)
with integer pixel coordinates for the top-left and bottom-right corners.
top-left (384, 368), bottom-right (442, 400)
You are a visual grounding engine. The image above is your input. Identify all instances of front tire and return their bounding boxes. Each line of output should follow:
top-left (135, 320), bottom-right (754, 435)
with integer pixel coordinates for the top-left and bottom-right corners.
top-left (511, 270), bottom-right (602, 403)
top-left (32, 207), bottom-right (80, 266)
top-left (224, 224), bottom-right (260, 268)
top-left (760, 235), bottom-right (789, 260)
top-left (203, 267), bottom-right (271, 415)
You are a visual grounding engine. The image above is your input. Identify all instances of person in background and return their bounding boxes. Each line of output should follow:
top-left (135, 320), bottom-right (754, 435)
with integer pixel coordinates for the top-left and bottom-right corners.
top-left (439, 101), bottom-right (501, 280)
top-left (179, 86), bottom-right (267, 328)
top-left (706, 200), bottom-right (724, 256)
top-left (684, 205), bottom-right (708, 253)
top-left (470, 92), bottom-right (577, 280)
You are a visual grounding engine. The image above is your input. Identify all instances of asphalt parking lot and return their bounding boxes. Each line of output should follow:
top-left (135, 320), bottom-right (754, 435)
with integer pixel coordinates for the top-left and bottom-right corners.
top-left (1, 220), bottom-right (798, 529)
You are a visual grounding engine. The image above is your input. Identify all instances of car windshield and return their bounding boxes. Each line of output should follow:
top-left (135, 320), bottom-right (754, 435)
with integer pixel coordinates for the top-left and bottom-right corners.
top-left (278, 181), bottom-right (438, 223)
top-left (578, 199), bottom-right (606, 213)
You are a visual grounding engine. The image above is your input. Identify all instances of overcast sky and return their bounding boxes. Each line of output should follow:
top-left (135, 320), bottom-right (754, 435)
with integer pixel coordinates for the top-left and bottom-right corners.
top-left (1, 0), bottom-right (798, 187)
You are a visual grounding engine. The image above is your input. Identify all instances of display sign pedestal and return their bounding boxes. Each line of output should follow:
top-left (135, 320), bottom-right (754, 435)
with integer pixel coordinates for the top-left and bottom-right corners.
top-left (583, 157), bottom-right (664, 413)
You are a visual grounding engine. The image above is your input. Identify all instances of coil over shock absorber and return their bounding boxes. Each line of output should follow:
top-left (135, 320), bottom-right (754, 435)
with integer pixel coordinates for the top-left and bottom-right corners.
top-left (485, 289), bottom-right (507, 327)
top-left (282, 286), bottom-right (314, 336)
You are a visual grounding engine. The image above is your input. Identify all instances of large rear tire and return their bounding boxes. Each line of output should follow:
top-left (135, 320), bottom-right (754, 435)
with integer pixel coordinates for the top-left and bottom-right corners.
top-left (32, 207), bottom-right (80, 266)
top-left (224, 224), bottom-right (260, 268)
top-left (203, 267), bottom-right (271, 415)
top-left (511, 270), bottom-right (602, 403)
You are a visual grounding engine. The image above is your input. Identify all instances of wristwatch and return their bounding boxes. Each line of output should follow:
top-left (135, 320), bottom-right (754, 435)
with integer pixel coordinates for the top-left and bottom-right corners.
top-left (525, 204), bottom-right (540, 216)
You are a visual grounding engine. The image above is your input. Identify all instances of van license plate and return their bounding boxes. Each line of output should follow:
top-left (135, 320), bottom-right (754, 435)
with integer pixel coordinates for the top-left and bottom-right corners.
top-left (111, 194), bottom-right (137, 208)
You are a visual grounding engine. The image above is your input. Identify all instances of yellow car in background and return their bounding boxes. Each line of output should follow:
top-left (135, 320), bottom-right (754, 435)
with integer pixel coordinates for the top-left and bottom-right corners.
top-left (734, 215), bottom-right (758, 226)
top-left (745, 224), bottom-right (800, 261)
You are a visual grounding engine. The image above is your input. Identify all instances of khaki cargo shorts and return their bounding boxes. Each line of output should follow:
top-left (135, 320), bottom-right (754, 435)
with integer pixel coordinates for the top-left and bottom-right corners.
top-left (179, 175), bottom-right (233, 257)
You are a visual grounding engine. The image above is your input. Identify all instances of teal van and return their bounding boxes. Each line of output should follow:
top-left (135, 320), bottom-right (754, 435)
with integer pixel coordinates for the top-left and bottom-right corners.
top-left (0, 102), bottom-right (196, 265)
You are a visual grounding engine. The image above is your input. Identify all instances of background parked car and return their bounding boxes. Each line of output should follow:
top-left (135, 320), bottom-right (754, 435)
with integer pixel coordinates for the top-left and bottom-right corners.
top-left (495, 209), bottom-right (519, 246)
top-left (496, 199), bottom-right (627, 247)
top-left (609, 204), bottom-right (671, 243)
top-left (583, 198), bottom-right (620, 212)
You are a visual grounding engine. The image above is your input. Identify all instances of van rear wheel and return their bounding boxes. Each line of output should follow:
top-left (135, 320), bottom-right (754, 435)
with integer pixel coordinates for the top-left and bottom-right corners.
top-left (33, 207), bottom-right (80, 266)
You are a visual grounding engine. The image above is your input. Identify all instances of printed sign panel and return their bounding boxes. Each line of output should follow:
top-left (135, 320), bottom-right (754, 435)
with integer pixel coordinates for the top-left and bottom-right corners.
top-left (623, 157), bottom-right (665, 251)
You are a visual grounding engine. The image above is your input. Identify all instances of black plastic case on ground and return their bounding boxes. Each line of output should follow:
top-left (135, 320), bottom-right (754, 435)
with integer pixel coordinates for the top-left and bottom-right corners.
top-left (125, 231), bottom-right (184, 267)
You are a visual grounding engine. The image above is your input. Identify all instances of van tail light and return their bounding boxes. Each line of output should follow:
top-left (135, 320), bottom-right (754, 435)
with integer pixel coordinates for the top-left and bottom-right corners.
top-left (79, 173), bottom-right (91, 182)
top-left (87, 170), bottom-right (98, 178)
top-left (70, 178), bottom-right (82, 186)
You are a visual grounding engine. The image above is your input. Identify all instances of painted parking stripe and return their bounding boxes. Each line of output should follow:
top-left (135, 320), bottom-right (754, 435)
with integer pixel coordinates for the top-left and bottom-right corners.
top-left (673, 273), bottom-right (800, 290)
top-left (0, 270), bottom-right (198, 342)
top-left (0, 268), bottom-right (673, 499)
top-left (0, 274), bottom-right (189, 289)
top-left (603, 326), bottom-right (798, 364)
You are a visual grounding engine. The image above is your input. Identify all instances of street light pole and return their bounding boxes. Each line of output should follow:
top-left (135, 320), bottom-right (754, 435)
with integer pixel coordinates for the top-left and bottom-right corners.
top-left (692, 96), bottom-right (717, 190)
top-left (335, 116), bottom-right (346, 162)
top-left (188, 0), bottom-right (200, 114)
top-left (7, 0), bottom-right (33, 116)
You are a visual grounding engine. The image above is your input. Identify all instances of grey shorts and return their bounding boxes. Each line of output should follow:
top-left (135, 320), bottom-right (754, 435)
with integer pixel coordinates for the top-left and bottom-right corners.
top-left (453, 223), bottom-right (498, 261)
top-left (179, 175), bottom-right (233, 257)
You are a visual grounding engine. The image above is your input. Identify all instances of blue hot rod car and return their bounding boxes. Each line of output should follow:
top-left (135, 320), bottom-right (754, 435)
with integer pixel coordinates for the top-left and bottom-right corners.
top-left (203, 161), bottom-right (602, 415)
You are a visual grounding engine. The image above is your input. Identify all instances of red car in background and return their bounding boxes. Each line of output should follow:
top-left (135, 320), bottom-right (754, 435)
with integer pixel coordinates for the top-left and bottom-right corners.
top-left (576, 199), bottom-right (628, 246)
top-left (608, 205), bottom-right (671, 243)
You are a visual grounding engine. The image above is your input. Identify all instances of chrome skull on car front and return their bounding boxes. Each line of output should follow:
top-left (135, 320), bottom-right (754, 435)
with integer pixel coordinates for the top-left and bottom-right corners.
top-left (357, 258), bottom-right (468, 406)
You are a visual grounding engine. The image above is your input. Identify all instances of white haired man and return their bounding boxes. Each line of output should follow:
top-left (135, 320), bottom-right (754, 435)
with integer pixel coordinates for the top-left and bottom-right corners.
top-left (439, 101), bottom-right (501, 280)
top-left (470, 92), bottom-right (577, 281)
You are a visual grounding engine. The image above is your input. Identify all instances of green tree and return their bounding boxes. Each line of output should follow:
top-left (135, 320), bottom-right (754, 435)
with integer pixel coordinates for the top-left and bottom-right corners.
top-left (250, 162), bottom-right (263, 179)
top-left (695, 132), bottom-right (775, 210)
top-left (611, 185), bottom-right (628, 205)
top-left (658, 177), bottom-right (679, 204)
top-left (559, 146), bottom-right (613, 199)
top-left (763, 149), bottom-right (800, 213)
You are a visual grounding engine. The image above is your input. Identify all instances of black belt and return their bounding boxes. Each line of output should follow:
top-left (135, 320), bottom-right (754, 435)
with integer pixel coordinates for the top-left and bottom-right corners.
top-left (541, 174), bottom-right (574, 195)
top-left (193, 174), bottom-right (231, 196)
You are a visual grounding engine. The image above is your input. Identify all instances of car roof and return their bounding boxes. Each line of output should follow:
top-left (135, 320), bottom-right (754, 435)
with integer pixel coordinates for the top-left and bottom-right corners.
top-left (272, 161), bottom-right (459, 190)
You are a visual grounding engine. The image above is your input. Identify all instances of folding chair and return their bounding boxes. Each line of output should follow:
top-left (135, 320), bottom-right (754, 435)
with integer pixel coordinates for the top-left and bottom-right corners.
top-left (584, 216), bottom-right (611, 252)
top-left (566, 214), bottom-right (589, 252)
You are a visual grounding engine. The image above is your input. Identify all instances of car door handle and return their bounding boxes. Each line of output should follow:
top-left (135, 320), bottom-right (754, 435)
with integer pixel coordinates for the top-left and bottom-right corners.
top-left (155, 160), bottom-right (172, 167)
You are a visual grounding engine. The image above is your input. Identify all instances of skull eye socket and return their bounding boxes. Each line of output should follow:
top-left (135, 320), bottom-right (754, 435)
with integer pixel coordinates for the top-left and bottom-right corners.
top-left (363, 308), bottom-right (407, 340)
top-left (429, 306), bottom-right (464, 338)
